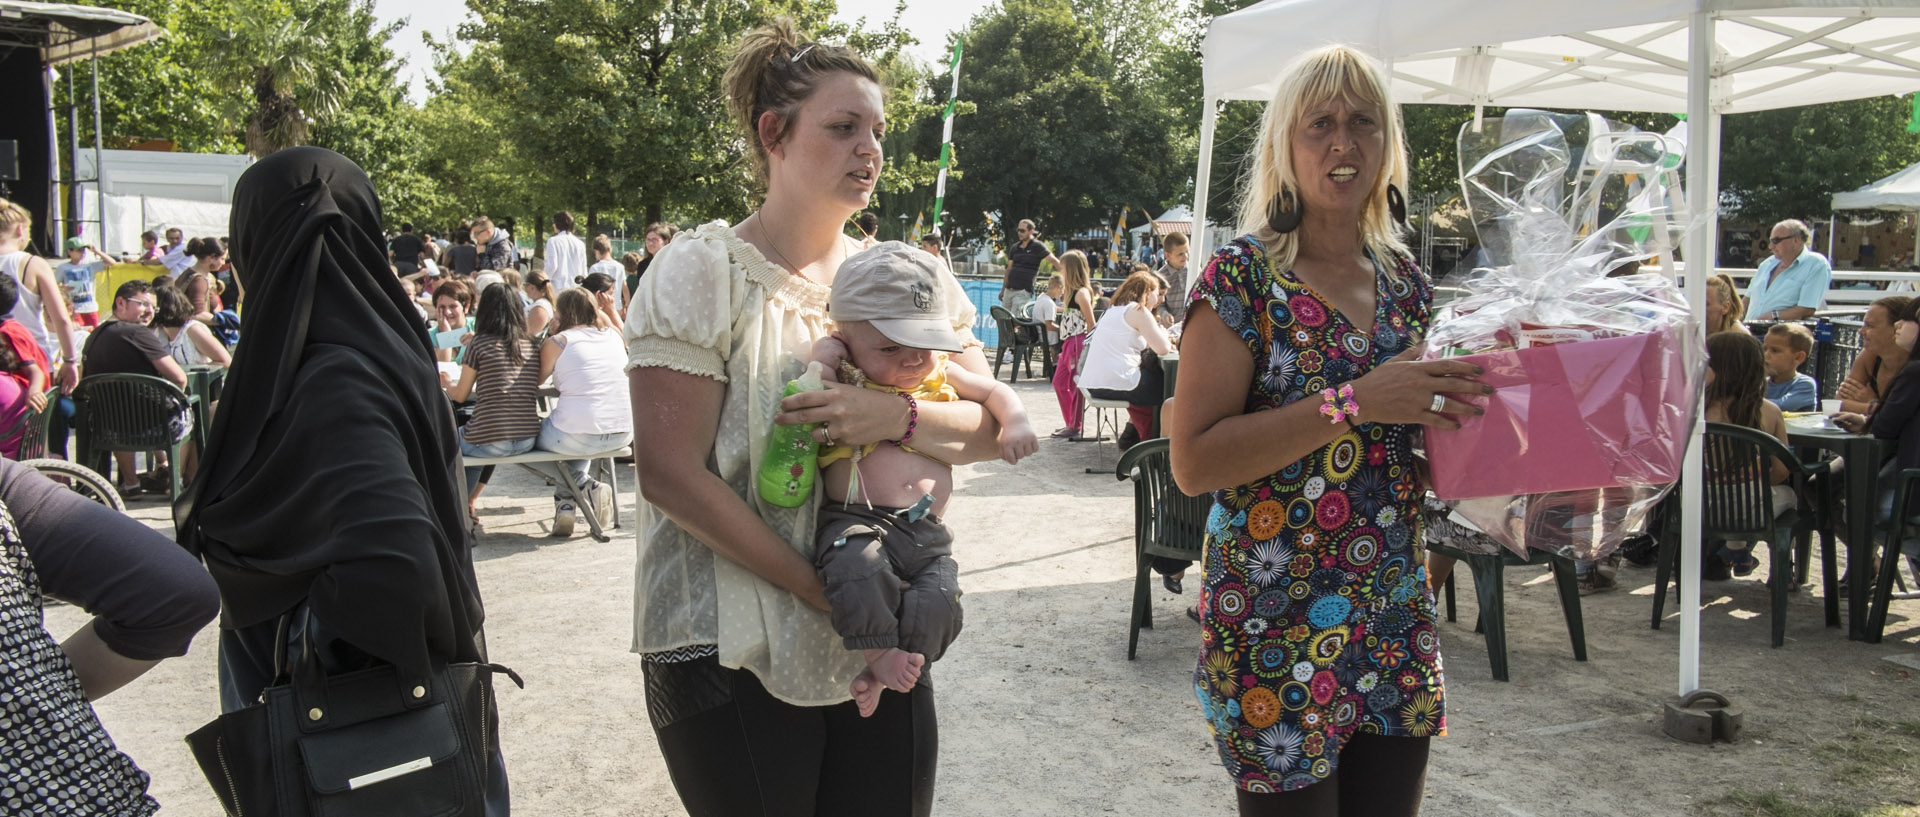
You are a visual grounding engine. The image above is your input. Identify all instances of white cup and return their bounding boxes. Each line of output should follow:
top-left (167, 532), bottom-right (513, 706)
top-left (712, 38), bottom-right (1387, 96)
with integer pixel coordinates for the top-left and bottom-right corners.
top-left (1822, 399), bottom-right (1842, 415)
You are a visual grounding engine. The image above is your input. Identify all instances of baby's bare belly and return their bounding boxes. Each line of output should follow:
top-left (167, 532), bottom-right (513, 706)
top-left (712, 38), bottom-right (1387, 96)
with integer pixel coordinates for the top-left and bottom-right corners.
top-left (822, 445), bottom-right (952, 516)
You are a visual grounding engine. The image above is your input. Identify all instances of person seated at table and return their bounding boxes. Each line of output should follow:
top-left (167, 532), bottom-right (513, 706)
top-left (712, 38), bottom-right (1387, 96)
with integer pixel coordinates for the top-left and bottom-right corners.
top-left (1705, 330), bottom-right (1794, 580)
top-left (1836, 295), bottom-right (1912, 414)
top-left (1745, 218), bottom-right (1832, 322)
top-left (523, 270), bottom-right (556, 336)
top-left (431, 278), bottom-right (477, 365)
top-left (1834, 299), bottom-right (1920, 589)
top-left (1706, 272), bottom-right (1745, 334)
top-left (80, 279), bottom-right (189, 499)
top-left (534, 289), bottom-right (630, 537)
top-left (0, 274), bottom-right (51, 459)
top-left (151, 285), bottom-right (231, 372)
top-left (441, 283), bottom-right (542, 531)
top-left (580, 271), bottom-right (623, 326)
top-left (1763, 322), bottom-right (1817, 412)
top-left (1078, 270), bottom-right (1173, 450)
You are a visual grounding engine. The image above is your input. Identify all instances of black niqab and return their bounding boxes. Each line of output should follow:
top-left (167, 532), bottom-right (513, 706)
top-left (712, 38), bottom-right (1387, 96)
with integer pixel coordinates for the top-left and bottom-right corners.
top-left (177, 147), bottom-right (484, 676)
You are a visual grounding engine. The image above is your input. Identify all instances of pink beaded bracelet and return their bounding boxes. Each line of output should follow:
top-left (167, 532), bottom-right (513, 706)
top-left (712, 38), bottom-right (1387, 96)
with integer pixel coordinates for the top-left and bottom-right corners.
top-left (890, 392), bottom-right (918, 446)
top-left (1318, 384), bottom-right (1359, 426)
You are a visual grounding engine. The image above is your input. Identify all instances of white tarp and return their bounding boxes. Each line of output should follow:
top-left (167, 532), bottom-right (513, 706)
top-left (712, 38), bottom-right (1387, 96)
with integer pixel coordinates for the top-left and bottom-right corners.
top-left (1833, 161), bottom-right (1920, 210)
top-left (76, 188), bottom-right (229, 257)
top-left (1204, 0), bottom-right (1920, 112)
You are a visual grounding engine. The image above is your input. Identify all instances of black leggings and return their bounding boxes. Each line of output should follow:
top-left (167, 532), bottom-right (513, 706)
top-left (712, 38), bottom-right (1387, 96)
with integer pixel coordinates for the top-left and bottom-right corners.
top-left (643, 654), bottom-right (937, 817)
top-left (1235, 733), bottom-right (1431, 817)
top-left (1087, 349), bottom-right (1165, 407)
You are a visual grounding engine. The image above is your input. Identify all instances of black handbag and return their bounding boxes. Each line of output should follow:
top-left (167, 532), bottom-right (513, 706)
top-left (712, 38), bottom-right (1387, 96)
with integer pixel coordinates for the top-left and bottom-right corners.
top-left (185, 618), bottom-right (522, 817)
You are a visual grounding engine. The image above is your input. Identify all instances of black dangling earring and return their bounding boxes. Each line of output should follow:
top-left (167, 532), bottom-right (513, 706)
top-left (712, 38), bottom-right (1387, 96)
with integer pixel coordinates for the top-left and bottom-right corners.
top-left (1266, 187), bottom-right (1303, 234)
top-left (1387, 184), bottom-right (1408, 227)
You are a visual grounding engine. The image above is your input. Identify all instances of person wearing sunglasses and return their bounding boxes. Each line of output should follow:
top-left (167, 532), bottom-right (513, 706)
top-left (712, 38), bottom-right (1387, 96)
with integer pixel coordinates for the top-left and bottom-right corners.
top-left (1744, 218), bottom-right (1830, 322)
top-left (1000, 218), bottom-right (1060, 317)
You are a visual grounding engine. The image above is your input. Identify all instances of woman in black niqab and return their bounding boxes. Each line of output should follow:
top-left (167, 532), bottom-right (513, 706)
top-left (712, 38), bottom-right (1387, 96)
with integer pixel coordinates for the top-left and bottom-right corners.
top-left (177, 147), bottom-right (487, 700)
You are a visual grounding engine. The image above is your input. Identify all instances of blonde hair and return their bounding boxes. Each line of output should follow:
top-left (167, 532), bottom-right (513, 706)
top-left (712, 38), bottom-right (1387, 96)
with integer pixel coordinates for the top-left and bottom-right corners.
top-left (1236, 45), bottom-right (1410, 271)
top-left (591, 233), bottom-right (612, 256)
top-left (0, 198), bottom-right (30, 238)
top-left (1058, 250), bottom-right (1092, 306)
top-left (722, 18), bottom-right (881, 188)
top-left (1706, 272), bottom-right (1745, 333)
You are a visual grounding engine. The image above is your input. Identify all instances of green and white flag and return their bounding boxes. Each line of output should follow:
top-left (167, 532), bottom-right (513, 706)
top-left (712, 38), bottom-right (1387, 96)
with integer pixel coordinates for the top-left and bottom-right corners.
top-left (931, 40), bottom-right (963, 233)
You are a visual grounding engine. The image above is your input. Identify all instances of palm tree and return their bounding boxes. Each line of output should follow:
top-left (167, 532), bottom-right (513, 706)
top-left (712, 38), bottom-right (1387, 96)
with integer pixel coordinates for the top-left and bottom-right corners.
top-left (205, 0), bottom-right (347, 157)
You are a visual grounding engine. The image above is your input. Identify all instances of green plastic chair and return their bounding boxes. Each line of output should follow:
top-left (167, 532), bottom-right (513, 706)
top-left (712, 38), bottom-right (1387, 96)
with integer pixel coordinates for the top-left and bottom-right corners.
top-left (1865, 467), bottom-right (1920, 643)
top-left (72, 373), bottom-right (200, 503)
top-left (1115, 438), bottom-right (1210, 659)
top-left (989, 305), bottom-right (1051, 383)
top-left (0, 389), bottom-right (61, 461)
top-left (1651, 422), bottom-right (1828, 647)
top-left (1430, 538), bottom-right (1587, 683)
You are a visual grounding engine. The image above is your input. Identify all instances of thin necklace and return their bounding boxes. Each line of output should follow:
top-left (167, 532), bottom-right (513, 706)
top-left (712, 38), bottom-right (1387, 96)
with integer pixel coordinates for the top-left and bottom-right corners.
top-left (760, 210), bottom-right (841, 283)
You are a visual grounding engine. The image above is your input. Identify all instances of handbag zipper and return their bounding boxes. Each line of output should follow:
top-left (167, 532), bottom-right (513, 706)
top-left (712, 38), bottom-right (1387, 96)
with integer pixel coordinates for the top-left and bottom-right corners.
top-left (216, 735), bottom-right (244, 817)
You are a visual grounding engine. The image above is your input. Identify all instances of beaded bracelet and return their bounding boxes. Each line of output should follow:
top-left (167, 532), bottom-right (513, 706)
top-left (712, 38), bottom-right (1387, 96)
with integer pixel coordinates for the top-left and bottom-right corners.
top-left (1318, 384), bottom-right (1359, 426)
top-left (890, 392), bottom-right (918, 447)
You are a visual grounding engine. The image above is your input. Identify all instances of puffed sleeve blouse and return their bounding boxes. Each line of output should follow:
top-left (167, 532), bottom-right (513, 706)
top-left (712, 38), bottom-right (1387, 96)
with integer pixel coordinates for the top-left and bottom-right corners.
top-left (622, 221), bottom-right (976, 705)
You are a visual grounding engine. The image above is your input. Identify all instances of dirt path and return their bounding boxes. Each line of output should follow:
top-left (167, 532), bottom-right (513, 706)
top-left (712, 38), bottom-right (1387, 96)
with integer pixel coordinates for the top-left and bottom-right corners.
top-left (51, 379), bottom-right (1920, 816)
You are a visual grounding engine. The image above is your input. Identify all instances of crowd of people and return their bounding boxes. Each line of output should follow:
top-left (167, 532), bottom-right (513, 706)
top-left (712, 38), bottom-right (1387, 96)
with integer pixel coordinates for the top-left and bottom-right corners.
top-left (3, 15), bottom-right (1912, 817)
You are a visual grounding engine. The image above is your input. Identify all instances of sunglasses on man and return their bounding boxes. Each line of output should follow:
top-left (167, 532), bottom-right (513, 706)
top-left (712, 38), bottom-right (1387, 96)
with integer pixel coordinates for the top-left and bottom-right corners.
top-left (1769, 235), bottom-right (1799, 245)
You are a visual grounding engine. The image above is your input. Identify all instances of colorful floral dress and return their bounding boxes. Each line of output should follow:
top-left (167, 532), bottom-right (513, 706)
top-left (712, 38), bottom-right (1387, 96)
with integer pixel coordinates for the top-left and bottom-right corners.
top-left (1190, 236), bottom-right (1445, 793)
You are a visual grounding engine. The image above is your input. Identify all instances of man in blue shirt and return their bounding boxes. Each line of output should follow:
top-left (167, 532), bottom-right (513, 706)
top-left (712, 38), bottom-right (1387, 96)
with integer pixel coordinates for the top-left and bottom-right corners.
top-left (1745, 219), bottom-right (1830, 321)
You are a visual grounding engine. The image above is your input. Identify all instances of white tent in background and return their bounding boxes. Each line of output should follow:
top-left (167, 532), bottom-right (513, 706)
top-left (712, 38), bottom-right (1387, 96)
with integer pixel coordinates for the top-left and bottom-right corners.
top-left (1834, 161), bottom-right (1920, 211)
top-left (1190, 0), bottom-right (1920, 698)
top-left (1833, 161), bottom-right (1920, 264)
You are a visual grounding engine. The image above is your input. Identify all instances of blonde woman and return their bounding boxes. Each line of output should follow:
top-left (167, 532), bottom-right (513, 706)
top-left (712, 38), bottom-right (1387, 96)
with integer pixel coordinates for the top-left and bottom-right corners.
top-left (1707, 272), bottom-right (1746, 334)
top-left (1169, 45), bottom-right (1488, 814)
top-left (1046, 249), bottom-right (1098, 437)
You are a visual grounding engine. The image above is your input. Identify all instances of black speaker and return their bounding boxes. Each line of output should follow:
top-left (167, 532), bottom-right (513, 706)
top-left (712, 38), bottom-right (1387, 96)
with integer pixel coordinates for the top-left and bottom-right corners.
top-left (0, 139), bottom-right (16, 182)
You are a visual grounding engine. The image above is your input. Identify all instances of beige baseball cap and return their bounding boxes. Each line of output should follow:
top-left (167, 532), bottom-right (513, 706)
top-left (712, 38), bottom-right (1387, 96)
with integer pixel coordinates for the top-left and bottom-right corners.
top-left (830, 241), bottom-right (964, 353)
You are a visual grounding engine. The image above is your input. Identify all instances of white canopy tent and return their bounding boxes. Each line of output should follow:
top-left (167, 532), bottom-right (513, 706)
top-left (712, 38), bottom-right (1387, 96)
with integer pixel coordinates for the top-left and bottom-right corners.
top-left (1191, 0), bottom-right (1920, 697)
top-left (1833, 161), bottom-right (1920, 261)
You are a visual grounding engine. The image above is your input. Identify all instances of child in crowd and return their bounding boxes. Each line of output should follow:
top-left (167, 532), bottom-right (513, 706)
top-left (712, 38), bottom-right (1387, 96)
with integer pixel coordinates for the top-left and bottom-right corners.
top-left (54, 238), bottom-right (104, 328)
top-left (0, 275), bottom-right (51, 458)
top-left (1705, 330), bottom-right (1794, 579)
top-left (1763, 323), bottom-right (1818, 412)
top-left (1033, 276), bottom-right (1062, 346)
top-left (807, 242), bottom-right (1038, 716)
top-left (587, 234), bottom-right (623, 284)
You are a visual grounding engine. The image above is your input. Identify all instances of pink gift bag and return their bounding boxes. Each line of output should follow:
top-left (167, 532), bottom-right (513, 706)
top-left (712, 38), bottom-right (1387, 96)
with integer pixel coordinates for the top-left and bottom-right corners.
top-left (1425, 326), bottom-right (1696, 500)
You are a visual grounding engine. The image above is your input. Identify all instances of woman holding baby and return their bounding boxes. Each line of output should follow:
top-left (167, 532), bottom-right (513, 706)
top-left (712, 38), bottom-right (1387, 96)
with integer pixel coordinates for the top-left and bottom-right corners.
top-left (622, 19), bottom-right (1003, 817)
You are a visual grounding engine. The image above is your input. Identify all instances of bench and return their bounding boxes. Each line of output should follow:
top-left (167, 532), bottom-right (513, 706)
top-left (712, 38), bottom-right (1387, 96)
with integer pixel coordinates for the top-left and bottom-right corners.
top-left (463, 446), bottom-right (631, 542)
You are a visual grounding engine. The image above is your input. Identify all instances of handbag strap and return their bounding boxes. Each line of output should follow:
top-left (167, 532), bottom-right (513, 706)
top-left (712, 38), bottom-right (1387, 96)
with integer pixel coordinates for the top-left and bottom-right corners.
top-left (273, 608), bottom-right (438, 733)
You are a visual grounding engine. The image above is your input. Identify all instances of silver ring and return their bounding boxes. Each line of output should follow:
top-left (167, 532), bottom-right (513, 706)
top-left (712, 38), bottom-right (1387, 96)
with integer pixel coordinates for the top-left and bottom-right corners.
top-left (819, 423), bottom-right (834, 446)
top-left (1429, 394), bottom-right (1446, 413)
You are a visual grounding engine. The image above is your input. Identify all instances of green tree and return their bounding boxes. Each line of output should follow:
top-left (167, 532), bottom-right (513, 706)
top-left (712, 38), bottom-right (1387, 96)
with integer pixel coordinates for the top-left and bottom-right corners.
top-left (202, 0), bottom-right (349, 157)
top-left (938, 0), bottom-right (1187, 243)
top-left (307, 1), bottom-right (440, 222)
top-left (59, 0), bottom-right (241, 153)
top-left (1720, 95), bottom-right (1920, 222)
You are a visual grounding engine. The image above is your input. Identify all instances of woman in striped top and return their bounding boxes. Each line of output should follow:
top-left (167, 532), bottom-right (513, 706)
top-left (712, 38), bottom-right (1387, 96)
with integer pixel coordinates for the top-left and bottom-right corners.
top-left (442, 282), bottom-right (542, 527)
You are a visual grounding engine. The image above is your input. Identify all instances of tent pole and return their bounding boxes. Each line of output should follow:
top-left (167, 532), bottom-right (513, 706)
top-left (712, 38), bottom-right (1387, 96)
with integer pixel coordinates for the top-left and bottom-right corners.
top-left (1679, 9), bottom-right (1716, 699)
top-left (1829, 213), bottom-right (1835, 262)
top-left (90, 52), bottom-right (105, 252)
top-left (1189, 96), bottom-right (1220, 300)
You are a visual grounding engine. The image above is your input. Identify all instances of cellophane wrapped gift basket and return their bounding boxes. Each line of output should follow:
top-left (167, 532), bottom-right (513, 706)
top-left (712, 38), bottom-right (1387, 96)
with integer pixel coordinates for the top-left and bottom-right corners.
top-left (1422, 110), bottom-right (1705, 561)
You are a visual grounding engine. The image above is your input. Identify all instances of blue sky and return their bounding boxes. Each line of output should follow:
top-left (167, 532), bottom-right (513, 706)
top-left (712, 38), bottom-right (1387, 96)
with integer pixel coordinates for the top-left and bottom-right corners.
top-left (372, 0), bottom-right (996, 102)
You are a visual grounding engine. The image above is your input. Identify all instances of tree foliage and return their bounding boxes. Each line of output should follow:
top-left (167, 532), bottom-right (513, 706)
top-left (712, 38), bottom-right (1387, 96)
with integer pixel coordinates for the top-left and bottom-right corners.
top-left (58, 0), bottom-right (240, 153)
top-left (1720, 95), bottom-right (1920, 222)
top-left (937, 0), bottom-right (1189, 244)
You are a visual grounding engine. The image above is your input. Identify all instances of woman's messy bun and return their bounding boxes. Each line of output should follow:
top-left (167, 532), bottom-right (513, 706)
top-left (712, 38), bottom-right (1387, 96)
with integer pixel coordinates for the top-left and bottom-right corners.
top-left (722, 17), bottom-right (881, 187)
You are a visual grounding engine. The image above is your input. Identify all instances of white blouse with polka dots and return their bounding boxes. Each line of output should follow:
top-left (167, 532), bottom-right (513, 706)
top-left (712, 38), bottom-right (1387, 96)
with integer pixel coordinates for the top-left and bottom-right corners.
top-left (622, 221), bottom-right (976, 705)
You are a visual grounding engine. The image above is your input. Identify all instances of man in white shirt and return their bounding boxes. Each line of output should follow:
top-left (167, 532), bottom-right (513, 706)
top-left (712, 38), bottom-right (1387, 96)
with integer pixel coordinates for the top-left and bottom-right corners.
top-left (157, 227), bottom-right (194, 275)
top-left (543, 210), bottom-right (588, 291)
